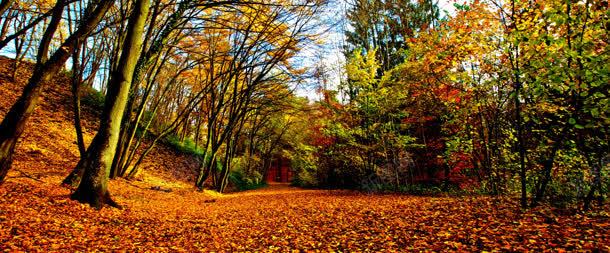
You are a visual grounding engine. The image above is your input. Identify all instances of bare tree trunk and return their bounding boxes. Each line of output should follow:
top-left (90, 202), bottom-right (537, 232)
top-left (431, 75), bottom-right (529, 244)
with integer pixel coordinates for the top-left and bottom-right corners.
top-left (0, 8), bottom-right (14, 40)
top-left (196, 145), bottom-right (218, 189)
top-left (217, 143), bottom-right (232, 192)
top-left (36, 0), bottom-right (66, 63)
top-left (61, 157), bottom-right (85, 187)
top-left (110, 0), bottom-right (193, 178)
top-left (65, 0), bottom-right (87, 158)
top-left (218, 131), bottom-right (241, 193)
top-left (515, 74), bottom-right (527, 209)
top-left (71, 43), bottom-right (87, 157)
top-left (71, 0), bottom-right (149, 208)
top-left (10, 14), bottom-right (25, 80)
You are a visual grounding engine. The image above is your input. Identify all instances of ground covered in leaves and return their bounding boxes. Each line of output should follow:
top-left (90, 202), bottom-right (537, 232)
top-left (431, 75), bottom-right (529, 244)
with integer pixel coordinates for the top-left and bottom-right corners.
top-left (0, 58), bottom-right (609, 252)
top-left (1, 182), bottom-right (609, 252)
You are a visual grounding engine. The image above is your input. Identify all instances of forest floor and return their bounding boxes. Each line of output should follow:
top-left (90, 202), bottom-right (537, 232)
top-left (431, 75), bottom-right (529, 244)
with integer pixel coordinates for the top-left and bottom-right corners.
top-left (0, 58), bottom-right (609, 252)
top-left (2, 181), bottom-right (610, 252)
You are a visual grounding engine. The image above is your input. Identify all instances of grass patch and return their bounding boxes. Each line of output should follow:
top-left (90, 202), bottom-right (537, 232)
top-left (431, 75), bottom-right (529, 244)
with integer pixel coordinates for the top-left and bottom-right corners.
top-left (164, 134), bottom-right (204, 157)
top-left (81, 86), bottom-right (105, 110)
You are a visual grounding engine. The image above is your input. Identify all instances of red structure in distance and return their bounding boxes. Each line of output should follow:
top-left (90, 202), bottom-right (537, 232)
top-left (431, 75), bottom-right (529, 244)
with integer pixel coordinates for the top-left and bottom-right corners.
top-left (265, 157), bottom-right (292, 183)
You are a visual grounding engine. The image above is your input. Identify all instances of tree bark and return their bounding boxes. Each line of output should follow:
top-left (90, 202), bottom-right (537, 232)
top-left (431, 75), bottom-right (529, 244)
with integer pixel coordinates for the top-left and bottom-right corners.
top-left (71, 0), bottom-right (149, 208)
top-left (37, 0), bottom-right (66, 64)
top-left (61, 157), bottom-right (85, 187)
top-left (110, 0), bottom-right (192, 178)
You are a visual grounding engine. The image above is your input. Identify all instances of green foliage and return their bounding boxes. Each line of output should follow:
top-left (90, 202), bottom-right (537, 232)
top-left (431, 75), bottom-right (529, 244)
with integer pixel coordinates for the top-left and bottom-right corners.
top-left (344, 0), bottom-right (440, 71)
top-left (228, 157), bottom-right (265, 191)
top-left (401, 184), bottom-right (444, 195)
top-left (360, 181), bottom-right (476, 196)
top-left (164, 135), bottom-right (204, 157)
top-left (81, 86), bottom-right (105, 110)
top-left (314, 48), bottom-right (418, 189)
top-left (289, 144), bottom-right (319, 187)
top-left (504, 0), bottom-right (610, 207)
top-left (453, 3), bottom-right (469, 11)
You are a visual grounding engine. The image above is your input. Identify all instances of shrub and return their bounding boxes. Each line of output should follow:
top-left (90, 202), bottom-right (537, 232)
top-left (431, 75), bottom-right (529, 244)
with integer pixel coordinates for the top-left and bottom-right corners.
top-left (289, 144), bottom-right (319, 187)
top-left (228, 157), bottom-right (265, 191)
top-left (81, 86), bottom-right (105, 110)
top-left (164, 134), bottom-right (204, 157)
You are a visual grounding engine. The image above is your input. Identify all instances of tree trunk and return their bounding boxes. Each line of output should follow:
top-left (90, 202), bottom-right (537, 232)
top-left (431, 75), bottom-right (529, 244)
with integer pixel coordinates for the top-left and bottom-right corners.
top-left (516, 90), bottom-right (527, 209)
top-left (72, 43), bottom-right (87, 157)
top-left (0, 0), bottom-right (14, 18)
top-left (196, 128), bottom-right (217, 189)
top-left (196, 148), bottom-right (218, 189)
top-left (531, 126), bottom-right (570, 207)
top-left (582, 145), bottom-right (604, 211)
top-left (514, 51), bottom-right (527, 209)
top-left (61, 157), bottom-right (85, 187)
top-left (0, 0), bottom-right (113, 184)
top-left (110, 0), bottom-right (191, 178)
top-left (71, 0), bottom-right (149, 208)
top-left (0, 8), bottom-right (13, 40)
top-left (36, 0), bottom-right (66, 64)
top-left (218, 138), bottom-right (237, 193)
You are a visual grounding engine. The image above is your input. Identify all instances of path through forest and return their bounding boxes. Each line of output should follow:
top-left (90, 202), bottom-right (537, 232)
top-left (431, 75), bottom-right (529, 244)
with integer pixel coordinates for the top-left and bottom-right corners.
top-left (1, 179), bottom-right (608, 251)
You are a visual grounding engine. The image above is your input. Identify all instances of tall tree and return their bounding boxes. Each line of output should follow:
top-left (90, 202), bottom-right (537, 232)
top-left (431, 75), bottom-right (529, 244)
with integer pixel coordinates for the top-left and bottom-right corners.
top-left (194, 0), bottom-right (323, 191)
top-left (71, 0), bottom-right (151, 208)
top-left (344, 0), bottom-right (439, 75)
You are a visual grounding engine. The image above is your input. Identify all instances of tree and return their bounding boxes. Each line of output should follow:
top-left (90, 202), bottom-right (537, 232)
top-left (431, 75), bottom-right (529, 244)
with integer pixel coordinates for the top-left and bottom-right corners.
top-left (344, 0), bottom-right (439, 75)
top-left (71, 0), bottom-right (150, 208)
top-left (193, 0), bottom-right (324, 192)
top-left (0, 0), bottom-right (113, 184)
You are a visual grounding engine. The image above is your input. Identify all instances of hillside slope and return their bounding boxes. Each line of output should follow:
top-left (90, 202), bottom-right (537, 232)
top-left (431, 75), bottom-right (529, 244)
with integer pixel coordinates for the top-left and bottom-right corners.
top-left (0, 56), bottom-right (199, 185)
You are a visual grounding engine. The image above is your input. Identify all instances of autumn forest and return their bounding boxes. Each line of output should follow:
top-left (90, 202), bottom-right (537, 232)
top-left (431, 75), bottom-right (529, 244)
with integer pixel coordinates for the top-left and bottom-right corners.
top-left (0, 0), bottom-right (608, 251)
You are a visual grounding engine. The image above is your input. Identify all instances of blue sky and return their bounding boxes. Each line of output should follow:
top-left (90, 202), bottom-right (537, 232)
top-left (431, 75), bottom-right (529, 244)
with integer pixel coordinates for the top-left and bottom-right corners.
top-left (294, 0), bottom-right (459, 101)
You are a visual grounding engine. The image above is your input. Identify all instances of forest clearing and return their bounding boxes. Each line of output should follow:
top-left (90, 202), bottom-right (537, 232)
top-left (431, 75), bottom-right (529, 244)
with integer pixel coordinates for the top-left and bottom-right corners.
top-left (0, 0), bottom-right (608, 251)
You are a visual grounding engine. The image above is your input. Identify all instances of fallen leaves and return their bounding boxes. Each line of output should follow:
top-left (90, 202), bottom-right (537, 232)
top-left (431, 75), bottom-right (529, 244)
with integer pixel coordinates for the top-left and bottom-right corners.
top-left (2, 177), bottom-right (610, 251)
